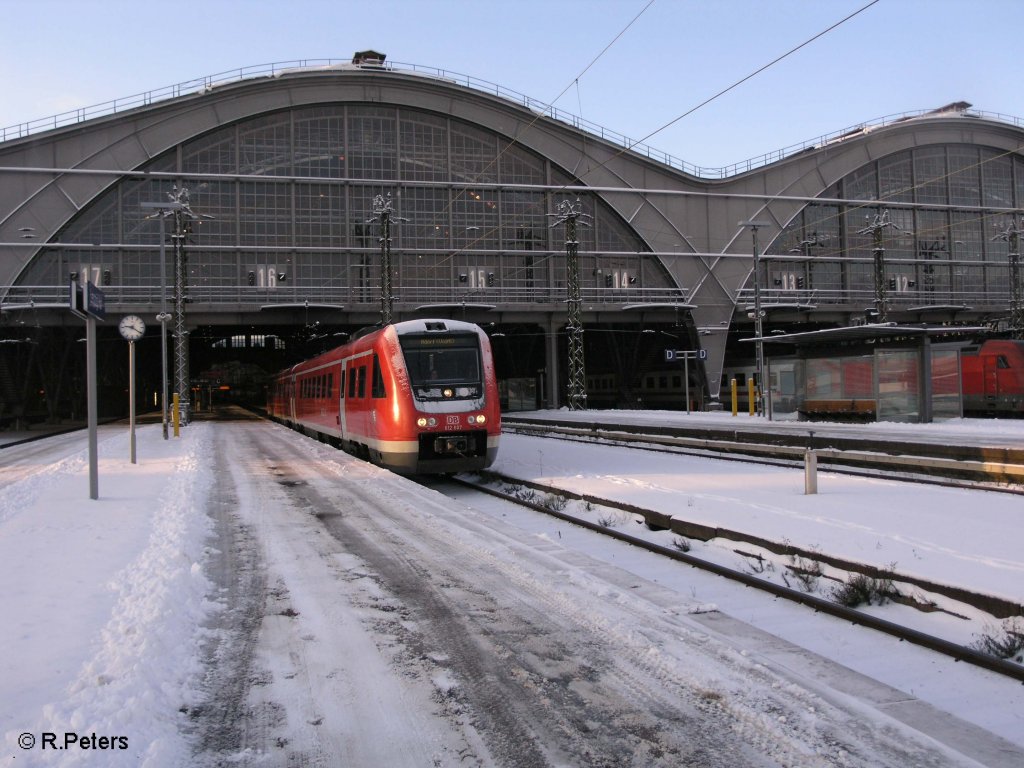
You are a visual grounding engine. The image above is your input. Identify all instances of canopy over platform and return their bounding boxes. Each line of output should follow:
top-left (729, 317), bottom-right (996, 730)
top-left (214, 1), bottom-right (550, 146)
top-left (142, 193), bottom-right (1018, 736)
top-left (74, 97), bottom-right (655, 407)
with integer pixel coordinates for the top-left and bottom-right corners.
top-left (741, 324), bottom-right (991, 423)
top-left (748, 322), bottom-right (989, 346)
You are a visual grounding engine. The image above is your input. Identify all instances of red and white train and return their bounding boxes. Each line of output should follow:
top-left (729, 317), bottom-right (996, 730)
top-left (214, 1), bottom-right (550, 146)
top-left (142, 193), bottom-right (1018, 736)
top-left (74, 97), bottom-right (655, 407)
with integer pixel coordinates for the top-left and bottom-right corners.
top-left (796, 339), bottom-right (1024, 419)
top-left (267, 319), bottom-right (500, 473)
top-left (586, 339), bottom-right (1024, 419)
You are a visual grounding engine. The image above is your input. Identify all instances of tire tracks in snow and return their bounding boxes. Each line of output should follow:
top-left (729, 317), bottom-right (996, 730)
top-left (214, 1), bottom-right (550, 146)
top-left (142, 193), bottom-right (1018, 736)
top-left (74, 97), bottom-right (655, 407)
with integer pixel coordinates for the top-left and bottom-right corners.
top-left (194, 422), bottom-right (986, 767)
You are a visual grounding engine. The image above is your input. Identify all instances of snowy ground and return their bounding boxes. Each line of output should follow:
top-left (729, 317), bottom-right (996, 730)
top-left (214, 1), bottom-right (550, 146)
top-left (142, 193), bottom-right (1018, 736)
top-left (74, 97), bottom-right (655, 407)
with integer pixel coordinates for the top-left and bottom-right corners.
top-left (491, 412), bottom-right (1024, 610)
top-left (1, 425), bottom-right (215, 766)
top-left (1, 412), bottom-right (1022, 766)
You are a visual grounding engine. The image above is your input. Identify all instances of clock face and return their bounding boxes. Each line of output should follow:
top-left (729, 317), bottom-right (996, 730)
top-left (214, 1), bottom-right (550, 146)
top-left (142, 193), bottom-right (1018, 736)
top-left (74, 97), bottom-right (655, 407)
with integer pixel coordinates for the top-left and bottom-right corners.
top-left (118, 314), bottom-right (146, 341)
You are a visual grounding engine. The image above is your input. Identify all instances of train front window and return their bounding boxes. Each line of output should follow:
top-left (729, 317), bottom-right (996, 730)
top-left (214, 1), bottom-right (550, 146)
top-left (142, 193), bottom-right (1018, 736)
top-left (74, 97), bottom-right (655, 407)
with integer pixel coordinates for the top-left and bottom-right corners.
top-left (400, 333), bottom-right (483, 399)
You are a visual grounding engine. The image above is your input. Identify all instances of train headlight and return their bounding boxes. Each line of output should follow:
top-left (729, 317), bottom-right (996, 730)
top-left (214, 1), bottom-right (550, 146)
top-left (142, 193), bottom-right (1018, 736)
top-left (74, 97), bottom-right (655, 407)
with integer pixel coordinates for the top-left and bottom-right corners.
top-left (443, 388), bottom-right (454, 398)
top-left (428, 417), bottom-right (437, 427)
top-left (473, 414), bottom-right (486, 425)
top-left (417, 417), bottom-right (427, 427)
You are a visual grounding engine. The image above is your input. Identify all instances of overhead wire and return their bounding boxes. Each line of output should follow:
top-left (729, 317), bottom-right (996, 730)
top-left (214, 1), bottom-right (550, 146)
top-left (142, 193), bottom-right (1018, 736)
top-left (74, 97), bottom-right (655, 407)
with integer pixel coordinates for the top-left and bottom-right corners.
top-left (440, 0), bottom-right (658, 265)
top-left (618, 0), bottom-right (881, 156)
top-left (8, 0), bottom-right (1019, 320)
top-left (442, 0), bottom-right (887, 292)
top-left (501, 0), bottom-right (1020, 295)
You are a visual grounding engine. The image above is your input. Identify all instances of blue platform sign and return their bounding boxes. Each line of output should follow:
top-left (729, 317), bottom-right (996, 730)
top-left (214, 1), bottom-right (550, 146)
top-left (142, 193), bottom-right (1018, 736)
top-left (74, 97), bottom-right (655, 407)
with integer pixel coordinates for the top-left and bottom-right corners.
top-left (85, 282), bottom-right (106, 320)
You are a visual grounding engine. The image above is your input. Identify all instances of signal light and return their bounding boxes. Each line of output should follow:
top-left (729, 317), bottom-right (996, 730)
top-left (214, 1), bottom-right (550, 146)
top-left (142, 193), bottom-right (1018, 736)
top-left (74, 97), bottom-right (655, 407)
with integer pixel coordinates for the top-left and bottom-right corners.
top-left (247, 271), bottom-right (256, 286)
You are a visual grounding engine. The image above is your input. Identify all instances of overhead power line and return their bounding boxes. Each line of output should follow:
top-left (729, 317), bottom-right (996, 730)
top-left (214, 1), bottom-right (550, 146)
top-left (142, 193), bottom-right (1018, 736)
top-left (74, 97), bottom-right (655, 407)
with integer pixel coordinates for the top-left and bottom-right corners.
top-left (622, 0), bottom-right (882, 154)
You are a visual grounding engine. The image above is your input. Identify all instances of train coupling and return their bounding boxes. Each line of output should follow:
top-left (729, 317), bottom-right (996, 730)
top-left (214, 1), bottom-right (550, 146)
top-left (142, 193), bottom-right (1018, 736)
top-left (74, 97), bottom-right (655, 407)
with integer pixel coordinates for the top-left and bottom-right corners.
top-left (435, 435), bottom-right (470, 454)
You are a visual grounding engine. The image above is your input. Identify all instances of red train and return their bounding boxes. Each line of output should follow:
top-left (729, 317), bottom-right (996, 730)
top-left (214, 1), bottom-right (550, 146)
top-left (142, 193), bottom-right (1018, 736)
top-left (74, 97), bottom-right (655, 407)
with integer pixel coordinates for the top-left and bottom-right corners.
top-left (267, 319), bottom-right (500, 473)
top-left (604, 339), bottom-right (1024, 419)
top-left (961, 340), bottom-right (1024, 415)
top-left (799, 339), bottom-right (1024, 419)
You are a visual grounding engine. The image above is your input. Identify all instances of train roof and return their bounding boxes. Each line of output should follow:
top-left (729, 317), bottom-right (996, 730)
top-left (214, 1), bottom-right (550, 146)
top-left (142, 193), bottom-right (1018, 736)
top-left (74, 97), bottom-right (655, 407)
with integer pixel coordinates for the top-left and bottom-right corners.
top-left (391, 318), bottom-right (485, 336)
top-left (272, 319), bottom-right (488, 380)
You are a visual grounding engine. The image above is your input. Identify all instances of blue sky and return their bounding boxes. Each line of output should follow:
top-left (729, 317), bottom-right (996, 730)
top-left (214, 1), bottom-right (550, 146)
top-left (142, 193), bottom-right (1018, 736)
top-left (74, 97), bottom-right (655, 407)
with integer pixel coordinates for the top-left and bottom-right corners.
top-left (2, 0), bottom-right (1020, 169)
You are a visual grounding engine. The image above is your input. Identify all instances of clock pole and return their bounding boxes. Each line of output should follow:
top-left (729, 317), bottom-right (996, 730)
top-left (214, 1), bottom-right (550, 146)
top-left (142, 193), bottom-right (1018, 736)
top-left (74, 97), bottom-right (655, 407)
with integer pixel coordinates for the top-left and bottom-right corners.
top-left (119, 315), bottom-right (146, 461)
top-left (129, 339), bottom-right (137, 464)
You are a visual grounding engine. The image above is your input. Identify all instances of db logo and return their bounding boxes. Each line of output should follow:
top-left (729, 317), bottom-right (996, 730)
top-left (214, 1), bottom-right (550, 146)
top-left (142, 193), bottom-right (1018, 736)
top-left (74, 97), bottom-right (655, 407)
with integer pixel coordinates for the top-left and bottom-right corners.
top-left (446, 415), bottom-right (460, 425)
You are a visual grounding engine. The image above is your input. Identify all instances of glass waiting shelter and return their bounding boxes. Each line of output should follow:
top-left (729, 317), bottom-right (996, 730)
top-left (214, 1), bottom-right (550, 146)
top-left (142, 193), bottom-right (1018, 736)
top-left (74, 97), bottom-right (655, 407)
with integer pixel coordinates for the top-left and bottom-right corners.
top-left (751, 324), bottom-right (987, 423)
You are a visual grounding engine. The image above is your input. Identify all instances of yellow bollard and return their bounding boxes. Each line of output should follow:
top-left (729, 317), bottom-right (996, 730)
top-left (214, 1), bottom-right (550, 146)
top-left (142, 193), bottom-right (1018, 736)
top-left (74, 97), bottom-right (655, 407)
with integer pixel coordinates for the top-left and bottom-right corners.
top-left (748, 379), bottom-right (756, 416)
top-left (172, 393), bottom-right (180, 437)
top-left (730, 378), bottom-right (738, 416)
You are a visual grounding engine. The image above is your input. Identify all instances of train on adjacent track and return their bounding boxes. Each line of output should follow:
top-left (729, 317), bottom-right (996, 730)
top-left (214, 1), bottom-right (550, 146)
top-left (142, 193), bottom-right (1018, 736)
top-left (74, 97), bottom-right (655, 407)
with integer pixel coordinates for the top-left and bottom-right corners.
top-left (587, 339), bottom-right (1024, 420)
top-left (796, 339), bottom-right (1024, 419)
top-left (267, 319), bottom-right (500, 473)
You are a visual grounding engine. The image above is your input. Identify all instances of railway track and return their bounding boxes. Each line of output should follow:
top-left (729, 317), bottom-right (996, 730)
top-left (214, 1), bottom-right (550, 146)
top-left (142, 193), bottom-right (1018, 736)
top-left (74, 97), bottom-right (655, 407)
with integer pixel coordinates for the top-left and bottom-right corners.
top-left (502, 415), bottom-right (1024, 490)
top-left (436, 471), bottom-right (1024, 684)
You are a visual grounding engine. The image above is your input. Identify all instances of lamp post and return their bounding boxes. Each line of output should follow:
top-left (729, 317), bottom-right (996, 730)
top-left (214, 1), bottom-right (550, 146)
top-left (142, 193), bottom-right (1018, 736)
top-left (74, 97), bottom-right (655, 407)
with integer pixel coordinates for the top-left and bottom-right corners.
top-left (141, 200), bottom-right (182, 440)
top-left (142, 187), bottom-right (211, 432)
top-left (857, 209), bottom-right (901, 323)
top-left (549, 199), bottom-right (592, 411)
top-left (368, 193), bottom-right (406, 326)
top-left (991, 215), bottom-right (1024, 339)
top-left (740, 220), bottom-right (771, 418)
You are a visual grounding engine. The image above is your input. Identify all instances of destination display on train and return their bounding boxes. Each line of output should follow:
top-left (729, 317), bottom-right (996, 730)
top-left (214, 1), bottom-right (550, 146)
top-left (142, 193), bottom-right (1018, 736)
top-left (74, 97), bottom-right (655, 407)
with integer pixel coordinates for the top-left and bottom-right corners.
top-left (401, 334), bottom-right (475, 348)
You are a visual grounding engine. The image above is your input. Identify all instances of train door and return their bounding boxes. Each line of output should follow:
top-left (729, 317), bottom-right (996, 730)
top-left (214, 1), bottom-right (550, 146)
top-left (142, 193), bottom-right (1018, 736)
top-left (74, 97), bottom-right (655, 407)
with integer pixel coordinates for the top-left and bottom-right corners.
top-left (337, 366), bottom-right (346, 439)
top-left (289, 377), bottom-right (296, 422)
top-left (340, 357), bottom-right (352, 438)
top-left (983, 355), bottom-right (999, 404)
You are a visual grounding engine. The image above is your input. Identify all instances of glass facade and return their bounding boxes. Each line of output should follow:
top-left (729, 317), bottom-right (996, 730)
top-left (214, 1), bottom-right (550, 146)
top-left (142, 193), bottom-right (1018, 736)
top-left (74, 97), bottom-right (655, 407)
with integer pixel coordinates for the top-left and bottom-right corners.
top-left (18, 105), bottom-right (671, 307)
top-left (762, 144), bottom-right (1024, 310)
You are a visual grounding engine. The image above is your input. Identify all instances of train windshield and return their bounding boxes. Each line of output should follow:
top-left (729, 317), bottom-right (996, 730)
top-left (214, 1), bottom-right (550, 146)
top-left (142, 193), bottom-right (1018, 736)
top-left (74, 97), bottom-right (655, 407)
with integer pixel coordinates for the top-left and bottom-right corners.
top-left (400, 333), bottom-right (483, 398)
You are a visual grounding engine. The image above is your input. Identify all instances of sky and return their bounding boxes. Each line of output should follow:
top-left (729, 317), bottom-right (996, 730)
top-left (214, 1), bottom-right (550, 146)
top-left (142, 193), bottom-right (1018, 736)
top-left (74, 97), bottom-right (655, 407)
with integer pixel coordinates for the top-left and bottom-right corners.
top-left (2, 0), bottom-right (1023, 170)
top-left (1, 411), bottom-right (1022, 764)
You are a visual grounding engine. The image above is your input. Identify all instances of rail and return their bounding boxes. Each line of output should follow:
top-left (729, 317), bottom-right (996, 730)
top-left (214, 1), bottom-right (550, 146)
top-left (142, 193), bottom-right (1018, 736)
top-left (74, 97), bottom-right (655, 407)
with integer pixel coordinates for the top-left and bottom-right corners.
top-left (501, 417), bottom-right (1024, 486)
top-left (451, 473), bottom-right (1024, 682)
top-left (3, 59), bottom-right (1022, 179)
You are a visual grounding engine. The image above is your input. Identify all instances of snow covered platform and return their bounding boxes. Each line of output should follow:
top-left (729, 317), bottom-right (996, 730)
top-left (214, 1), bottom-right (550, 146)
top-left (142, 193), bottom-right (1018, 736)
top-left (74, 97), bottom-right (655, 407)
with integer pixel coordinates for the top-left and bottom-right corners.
top-left (2, 414), bottom-right (1023, 765)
